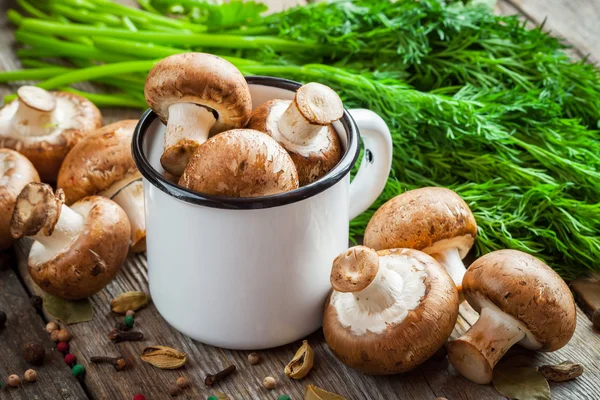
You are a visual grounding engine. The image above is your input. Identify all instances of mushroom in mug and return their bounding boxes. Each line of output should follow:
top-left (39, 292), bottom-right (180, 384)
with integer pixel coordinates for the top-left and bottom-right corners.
top-left (0, 149), bottom-right (40, 251)
top-left (57, 120), bottom-right (146, 252)
top-left (323, 246), bottom-right (459, 375)
top-left (447, 249), bottom-right (576, 384)
top-left (179, 129), bottom-right (299, 197)
top-left (248, 82), bottom-right (343, 186)
top-left (144, 53), bottom-right (252, 176)
top-left (0, 86), bottom-right (102, 182)
top-left (10, 183), bottom-right (130, 300)
top-left (364, 187), bottom-right (477, 290)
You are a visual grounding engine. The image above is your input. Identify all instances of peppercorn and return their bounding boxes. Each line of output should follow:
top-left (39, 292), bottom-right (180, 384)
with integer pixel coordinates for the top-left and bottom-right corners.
top-left (207, 397), bottom-right (217, 400)
top-left (0, 310), bottom-right (6, 328)
top-left (65, 353), bottom-right (77, 365)
top-left (123, 315), bottom-right (135, 329)
top-left (30, 295), bottom-right (43, 312)
top-left (24, 369), bottom-right (37, 382)
top-left (126, 309), bottom-right (135, 317)
top-left (278, 396), bottom-right (291, 400)
top-left (50, 330), bottom-right (60, 342)
top-left (133, 395), bottom-right (146, 400)
top-left (45, 321), bottom-right (59, 333)
top-left (72, 364), bottom-right (85, 377)
top-left (248, 352), bottom-right (260, 365)
top-left (57, 341), bottom-right (70, 353)
top-left (22, 342), bottom-right (45, 365)
top-left (8, 374), bottom-right (21, 387)
top-left (263, 376), bottom-right (277, 390)
top-left (176, 376), bottom-right (190, 389)
top-left (57, 329), bottom-right (72, 342)
top-left (168, 383), bottom-right (182, 396)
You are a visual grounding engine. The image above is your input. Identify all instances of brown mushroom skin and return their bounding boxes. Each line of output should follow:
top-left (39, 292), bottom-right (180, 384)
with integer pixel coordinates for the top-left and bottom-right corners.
top-left (0, 149), bottom-right (40, 250)
top-left (248, 99), bottom-right (342, 186)
top-left (323, 248), bottom-right (459, 375)
top-left (0, 92), bottom-right (102, 182)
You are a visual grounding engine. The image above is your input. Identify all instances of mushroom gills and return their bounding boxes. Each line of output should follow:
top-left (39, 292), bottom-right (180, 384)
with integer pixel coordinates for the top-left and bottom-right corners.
top-left (110, 179), bottom-right (145, 252)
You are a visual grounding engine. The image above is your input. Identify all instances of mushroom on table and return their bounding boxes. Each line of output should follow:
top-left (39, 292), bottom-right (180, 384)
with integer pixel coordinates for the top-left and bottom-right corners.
top-left (248, 82), bottom-right (343, 186)
top-left (144, 53), bottom-right (252, 176)
top-left (179, 129), bottom-right (299, 197)
top-left (10, 183), bottom-right (130, 300)
top-left (447, 249), bottom-right (576, 384)
top-left (0, 149), bottom-right (39, 251)
top-left (57, 120), bottom-right (146, 252)
top-left (323, 246), bottom-right (459, 375)
top-left (364, 187), bottom-right (477, 291)
top-left (0, 86), bottom-right (102, 182)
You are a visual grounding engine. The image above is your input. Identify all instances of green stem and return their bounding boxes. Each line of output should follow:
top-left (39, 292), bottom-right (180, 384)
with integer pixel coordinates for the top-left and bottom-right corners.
top-left (17, 0), bottom-right (51, 19)
top-left (50, 4), bottom-right (122, 25)
top-left (60, 87), bottom-right (147, 108)
top-left (7, 10), bottom-right (24, 26)
top-left (0, 67), bottom-right (69, 82)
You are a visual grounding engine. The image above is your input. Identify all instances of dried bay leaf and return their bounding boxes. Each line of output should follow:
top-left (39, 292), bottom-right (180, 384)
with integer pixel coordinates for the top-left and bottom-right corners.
top-left (537, 361), bottom-right (584, 382)
top-left (493, 366), bottom-right (550, 400)
top-left (305, 384), bottom-right (346, 400)
top-left (141, 346), bottom-right (187, 369)
top-left (111, 291), bottom-right (148, 313)
top-left (43, 294), bottom-right (93, 324)
top-left (285, 340), bottom-right (314, 379)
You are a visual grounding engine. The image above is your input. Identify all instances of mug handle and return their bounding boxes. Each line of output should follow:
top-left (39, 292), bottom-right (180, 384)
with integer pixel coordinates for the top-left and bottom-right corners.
top-left (347, 109), bottom-right (393, 220)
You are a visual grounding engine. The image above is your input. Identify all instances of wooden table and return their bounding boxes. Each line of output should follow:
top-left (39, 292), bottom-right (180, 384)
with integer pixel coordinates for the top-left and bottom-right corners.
top-left (1, 1), bottom-right (599, 399)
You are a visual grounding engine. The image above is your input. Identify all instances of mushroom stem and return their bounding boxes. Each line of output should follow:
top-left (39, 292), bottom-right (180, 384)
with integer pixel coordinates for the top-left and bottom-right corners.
top-left (12, 86), bottom-right (57, 137)
top-left (111, 180), bottom-right (145, 252)
top-left (278, 100), bottom-right (323, 146)
top-left (448, 305), bottom-right (525, 384)
top-left (433, 247), bottom-right (466, 289)
top-left (32, 205), bottom-right (84, 252)
top-left (164, 102), bottom-right (215, 153)
top-left (353, 266), bottom-right (400, 313)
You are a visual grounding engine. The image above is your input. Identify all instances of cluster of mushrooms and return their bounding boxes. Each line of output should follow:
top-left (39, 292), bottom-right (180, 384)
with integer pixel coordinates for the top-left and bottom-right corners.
top-left (323, 187), bottom-right (577, 384)
top-left (1, 85), bottom-right (146, 299)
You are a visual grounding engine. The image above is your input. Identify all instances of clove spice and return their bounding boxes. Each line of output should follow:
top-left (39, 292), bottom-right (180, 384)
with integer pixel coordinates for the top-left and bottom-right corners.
top-left (114, 321), bottom-right (131, 332)
top-left (108, 329), bottom-right (144, 343)
top-left (205, 365), bottom-right (236, 386)
top-left (90, 356), bottom-right (129, 371)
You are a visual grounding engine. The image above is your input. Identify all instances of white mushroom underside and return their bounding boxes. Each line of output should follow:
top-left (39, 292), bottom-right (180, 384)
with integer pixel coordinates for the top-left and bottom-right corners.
top-left (422, 235), bottom-right (474, 259)
top-left (0, 97), bottom-right (80, 142)
top-left (330, 254), bottom-right (427, 336)
top-left (266, 101), bottom-right (332, 158)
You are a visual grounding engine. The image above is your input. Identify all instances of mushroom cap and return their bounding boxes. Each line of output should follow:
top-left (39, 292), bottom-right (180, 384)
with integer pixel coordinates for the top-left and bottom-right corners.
top-left (330, 246), bottom-right (380, 293)
top-left (295, 82), bottom-right (344, 126)
top-left (179, 129), bottom-right (299, 197)
top-left (0, 91), bottom-right (102, 182)
top-left (364, 187), bottom-right (477, 257)
top-left (144, 53), bottom-right (252, 133)
top-left (27, 195), bottom-right (130, 300)
top-left (463, 249), bottom-right (576, 351)
top-left (323, 248), bottom-right (459, 375)
top-left (0, 149), bottom-right (40, 250)
top-left (247, 99), bottom-right (342, 186)
top-left (57, 120), bottom-right (139, 205)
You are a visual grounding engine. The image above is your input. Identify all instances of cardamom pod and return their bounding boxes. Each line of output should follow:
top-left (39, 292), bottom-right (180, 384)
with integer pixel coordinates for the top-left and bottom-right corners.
top-left (537, 361), bottom-right (584, 382)
top-left (304, 384), bottom-right (346, 400)
top-left (111, 291), bottom-right (149, 314)
top-left (141, 346), bottom-right (187, 369)
top-left (285, 340), bottom-right (314, 379)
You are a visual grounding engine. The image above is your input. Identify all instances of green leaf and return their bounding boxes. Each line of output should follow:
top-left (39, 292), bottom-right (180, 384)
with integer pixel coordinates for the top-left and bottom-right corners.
top-left (493, 366), bottom-right (551, 400)
top-left (43, 294), bottom-right (94, 325)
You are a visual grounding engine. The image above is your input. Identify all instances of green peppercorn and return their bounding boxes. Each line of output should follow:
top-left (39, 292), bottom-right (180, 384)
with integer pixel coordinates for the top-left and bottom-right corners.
top-left (72, 364), bottom-right (85, 377)
top-left (278, 396), bottom-right (291, 400)
top-left (207, 396), bottom-right (217, 400)
top-left (123, 315), bottom-right (135, 329)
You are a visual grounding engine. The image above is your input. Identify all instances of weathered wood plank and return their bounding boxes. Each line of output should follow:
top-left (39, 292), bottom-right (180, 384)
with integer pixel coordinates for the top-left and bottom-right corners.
top-left (0, 251), bottom-right (89, 400)
top-left (572, 276), bottom-right (600, 320)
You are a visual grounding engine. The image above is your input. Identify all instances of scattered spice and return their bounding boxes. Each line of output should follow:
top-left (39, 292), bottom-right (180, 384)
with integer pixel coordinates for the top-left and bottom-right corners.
top-left (141, 346), bottom-right (187, 369)
top-left (176, 376), bottom-right (190, 389)
top-left (212, 391), bottom-right (230, 400)
top-left (248, 352), bottom-right (260, 365)
top-left (114, 321), bottom-right (131, 331)
top-left (30, 295), bottom-right (43, 312)
top-left (111, 291), bottom-right (148, 314)
top-left (90, 356), bottom-right (129, 371)
top-left (8, 374), bottom-right (21, 387)
top-left (278, 396), bottom-right (291, 400)
top-left (24, 369), bottom-right (37, 382)
top-left (304, 384), bottom-right (346, 400)
top-left (65, 353), bottom-right (77, 365)
top-left (124, 315), bottom-right (135, 329)
top-left (205, 365), bottom-right (236, 387)
top-left (207, 397), bottom-right (218, 400)
top-left (57, 329), bottom-right (73, 342)
top-left (593, 309), bottom-right (600, 330)
top-left (537, 361), bottom-right (584, 382)
top-left (50, 330), bottom-right (60, 342)
top-left (72, 364), bottom-right (85, 377)
top-left (285, 340), bottom-right (314, 379)
top-left (263, 376), bottom-right (277, 390)
top-left (45, 321), bottom-right (59, 333)
top-left (22, 342), bottom-right (45, 365)
top-left (108, 329), bottom-right (144, 343)
top-left (57, 341), bottom-right (70, 353)
top-left (168, 383), bottom-right (182, 396)
top-left (0, 310), bottom-right (7, 328)
top-left (133, 395), bottom-right (146, 400)
top-left (126, 310), bottom-right (135, 317)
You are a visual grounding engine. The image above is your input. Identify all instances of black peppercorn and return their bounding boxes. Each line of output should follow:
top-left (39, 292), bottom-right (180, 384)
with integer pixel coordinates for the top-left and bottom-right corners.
top-left (22, 342), bottom-right (45, 365)
top-left (0, 310), bottom-right (6, 328)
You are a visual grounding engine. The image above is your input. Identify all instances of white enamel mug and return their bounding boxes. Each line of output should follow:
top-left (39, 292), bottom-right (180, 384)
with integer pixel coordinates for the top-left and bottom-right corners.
top-left (132, 76), bottom-right (393, 350)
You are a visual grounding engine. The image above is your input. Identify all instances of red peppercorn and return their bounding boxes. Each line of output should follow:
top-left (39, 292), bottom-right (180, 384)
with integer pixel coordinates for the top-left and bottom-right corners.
top-left (57, 341), bottom-right (69, 353)
top-left (133, 395), bottom-right (146, 400)
top-left (64, 353), bottom-right (76, 365)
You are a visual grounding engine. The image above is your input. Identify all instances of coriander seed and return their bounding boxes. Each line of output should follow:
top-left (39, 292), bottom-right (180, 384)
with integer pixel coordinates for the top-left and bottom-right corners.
top-left (57, 329), bottom-right (73, 342)
top-left (126, 310), bottom-right (135, 317)
top-left (8, 374), bottom-right (21, 387)
top-left (176, 376), bottom-right (190, 389)
top-left (168, 383), bottom-right (181, 396)
top-left (263, 376), bottom-right (277, 390)
top-left (45, 321), bottom-right (59, 333)
top-left (248, 352), bottom-right (260, 365)
top-left (50, 329), bottom-right (60, 342)
top-left (24, 369), bottom-right (37, 382)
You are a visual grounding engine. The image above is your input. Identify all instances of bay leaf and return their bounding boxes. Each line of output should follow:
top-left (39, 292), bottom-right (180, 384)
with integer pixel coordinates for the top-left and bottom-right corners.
top-left (43, 294), bottom-right (93, 324)
top-left (305, 384), bottom-right (347, 400)
top-left (493, 366), bottom-right (551, 400)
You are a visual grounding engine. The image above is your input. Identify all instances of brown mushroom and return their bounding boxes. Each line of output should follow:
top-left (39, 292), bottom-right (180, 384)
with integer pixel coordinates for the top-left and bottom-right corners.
top-left (10, 182), bottom-right (130, 300)
top-left (57, 120), bottom-right (146, 252)
top-left (179, 129), bottom-right (299, 197)
top-left (0, 86), bottom-right (102, 182)
top-left (0, 149), bottom-right (40, 251)
top-left (248, 82), bottom-right (343, 186)
top-left (323, 246), bottom-right (459, 375)
top-left (144, 53), bottom-right (252, 176)
top-left (364, 187), bottom-right (477, 290)
top-left (447, 249), bottom-right (576, 384)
